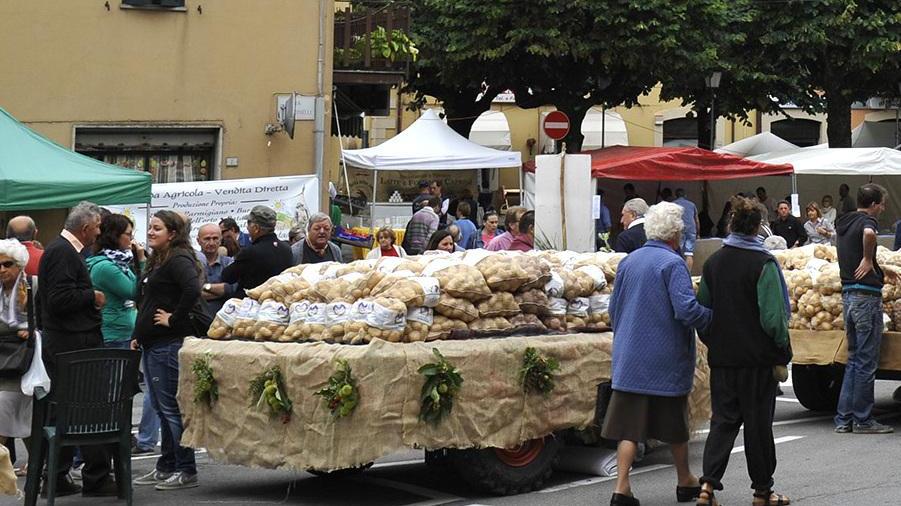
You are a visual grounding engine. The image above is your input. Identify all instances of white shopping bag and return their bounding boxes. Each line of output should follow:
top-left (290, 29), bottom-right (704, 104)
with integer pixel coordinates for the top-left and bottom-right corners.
top-left (20, 330), bottom-right (50, 399)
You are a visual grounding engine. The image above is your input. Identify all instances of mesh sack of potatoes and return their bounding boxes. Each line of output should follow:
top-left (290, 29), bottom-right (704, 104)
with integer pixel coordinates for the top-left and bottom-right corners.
top-left (813, 244), bottom-right (837, 262)
top-left (890, 300), bottom-right (901, 331)
top-left (370, 272), bottom-right (441, 308)
top-left (797, 291), bottom-right (823, 319)
top-left (345, 297), bottom-right (408, 344)
top-left (336, 259), bottom-right (377, 276)
top-left (469, 316), bottom-right (513, 337)
top-left (559, 270), bottom-right (596, 300)
top-left (246, 272), bottom-right (301, 301)
top-left (785, 270), bottom-right (813, 301)
top-left (883, 283), bottom-right (901, 304)
top-left (462, 250), bottom-right (530, 292)
top-left (404, 306), bottom-right (433, 343)
top-left (514, 288), bottom-right (550, 315)
top-left (544, 271), bottom-right (565, 299)
top-left (427, 315), bottom-right (470, 341)
top-left (789, 313), bottom-right (810, 330)
top-left (375, 257), bottom-right (425, 275)
top-left (515, 254), bottom-right (552, 290)
top-left (509, 313), bottom-right (547, 334)
top-left (588, 291), bottom-right (611, 329)
top-left (477, 291), bottom-right (520, 318)
top-left (299, 302), bottom-right (328, 341)
top-left (571, 253), bottom-right (617, 284)
top-left (540, 297), bottom-right (569, 332)
top-left (207, 298), bottom-right (243, 339)
top-left (810, 309), bottom-right (839, 331)
top-left (422, 259), bottom-right (492, 301)
top-left (251, 300), bottom-right (290, 342)
top-left (230, 298), bottom-right (261, 339)
top-left (811, 264), bottom-right (842, 295)
top-left (433, 293), bottom-right (479, 322)
top-left (278, 277), bottom-right (316, 305)
top-left (312, 272), bottom-right (373, 303)
top-left (603, 253), bottom-right (627, 283)
top-left (565, 297), bottom-right (592, 331)
top-left (322, 301), bottom-right (353, 343)
top-left (283, 300), bottom-right (314, 342)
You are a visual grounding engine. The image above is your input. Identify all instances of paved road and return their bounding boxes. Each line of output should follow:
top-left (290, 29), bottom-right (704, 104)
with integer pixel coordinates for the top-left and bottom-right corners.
top-left (6, 378), bottom-right (901, 505)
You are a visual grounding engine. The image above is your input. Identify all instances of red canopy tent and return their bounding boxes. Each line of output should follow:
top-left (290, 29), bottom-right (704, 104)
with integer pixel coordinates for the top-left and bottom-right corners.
top-left (522, 146), bottom-right (794, 180)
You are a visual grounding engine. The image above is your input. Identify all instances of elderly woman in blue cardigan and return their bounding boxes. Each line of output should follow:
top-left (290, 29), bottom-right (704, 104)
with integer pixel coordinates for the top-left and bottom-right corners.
top-left (602, 201), bottom-right (713, 506)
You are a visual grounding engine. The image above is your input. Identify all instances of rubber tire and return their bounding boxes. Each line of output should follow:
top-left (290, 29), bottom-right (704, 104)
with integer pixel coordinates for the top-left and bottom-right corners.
top-left (449, 435), bottom-right (561, 496)
top-left (791, 364), bottom-right (843, 412)
top-left (307, 462), bottom-right (373, 478)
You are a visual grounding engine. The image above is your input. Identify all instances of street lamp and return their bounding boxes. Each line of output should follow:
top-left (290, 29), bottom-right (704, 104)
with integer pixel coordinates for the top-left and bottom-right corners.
top-left (705, 71), bottom-right (722, 150)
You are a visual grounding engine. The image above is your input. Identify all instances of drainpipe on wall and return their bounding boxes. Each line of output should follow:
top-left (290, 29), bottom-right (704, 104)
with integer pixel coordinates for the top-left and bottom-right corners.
top-left (314, 0), bottom-right (327, 206)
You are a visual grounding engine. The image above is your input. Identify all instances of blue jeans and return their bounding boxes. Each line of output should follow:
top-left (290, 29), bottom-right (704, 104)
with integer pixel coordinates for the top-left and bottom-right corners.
top-left (835, 291), bottom-right (883, 427)
top-left (104, 340), bottom-right (160, 450)
top-left (143, 339), bottom-right (196, 475)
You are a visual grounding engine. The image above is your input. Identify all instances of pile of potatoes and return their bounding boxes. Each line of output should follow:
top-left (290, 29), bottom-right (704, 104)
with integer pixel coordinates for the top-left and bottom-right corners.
top-left (424, 262), bottom-right (492, 301)
top-left (434, 293), bottom-right (479, 322)
top-left (371, 274), bottom-right (440, 307)
top-left (466, 251), bottom-right (530, 292)
top-left (313, 272), bottom-right (371, 303)
top-left (477, 292), bottom-right (520, 318)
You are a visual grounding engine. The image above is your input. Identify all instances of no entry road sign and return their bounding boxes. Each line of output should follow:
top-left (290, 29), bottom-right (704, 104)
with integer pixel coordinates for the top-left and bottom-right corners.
top-left (543, 111), bottom-right (570, 140)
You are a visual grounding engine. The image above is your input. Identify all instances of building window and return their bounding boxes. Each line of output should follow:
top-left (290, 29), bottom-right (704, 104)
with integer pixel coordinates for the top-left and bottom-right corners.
top-left (771, 118), bottom-right (821, 147)
top-left (75, 127), bottom-right (218, 183)
top-left (662, 117), bottom-right (698, 147)
top-left (121, 0), bottom-right (186, 11)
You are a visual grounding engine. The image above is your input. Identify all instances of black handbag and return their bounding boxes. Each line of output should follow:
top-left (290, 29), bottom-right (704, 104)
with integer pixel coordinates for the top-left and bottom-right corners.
top-left (187, 299), bottom-right (213, 337)
top-left (0, 280), bottom-right (35, 378)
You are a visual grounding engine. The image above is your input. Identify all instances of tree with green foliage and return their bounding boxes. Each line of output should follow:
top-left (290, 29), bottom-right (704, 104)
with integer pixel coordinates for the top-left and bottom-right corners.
top-left (757, 0), bottom-right (901, 147)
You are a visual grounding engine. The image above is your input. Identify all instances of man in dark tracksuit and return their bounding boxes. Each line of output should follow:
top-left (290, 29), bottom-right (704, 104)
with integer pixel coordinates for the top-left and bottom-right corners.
top-left (38, 201), bottom-right (117, 497)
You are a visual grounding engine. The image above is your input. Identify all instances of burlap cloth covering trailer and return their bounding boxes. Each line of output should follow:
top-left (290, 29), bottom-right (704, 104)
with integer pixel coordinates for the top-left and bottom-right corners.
top-left (177, 332), bottom-right (712, 471)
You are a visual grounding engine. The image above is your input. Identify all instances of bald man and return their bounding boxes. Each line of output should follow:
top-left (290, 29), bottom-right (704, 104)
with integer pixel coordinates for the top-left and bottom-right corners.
top-left (6, 215), bottom-right (43, 276)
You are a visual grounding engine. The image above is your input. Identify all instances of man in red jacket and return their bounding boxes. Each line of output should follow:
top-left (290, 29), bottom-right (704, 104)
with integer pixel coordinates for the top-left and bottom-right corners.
top-left (5, 215), bottom-right (42, 277)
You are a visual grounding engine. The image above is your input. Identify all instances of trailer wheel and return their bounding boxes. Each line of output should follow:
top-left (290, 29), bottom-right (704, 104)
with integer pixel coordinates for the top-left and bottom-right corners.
top-left (450, 435), bottom-right (561, 496)
top-left (792, 364), bottom-right (843, 412)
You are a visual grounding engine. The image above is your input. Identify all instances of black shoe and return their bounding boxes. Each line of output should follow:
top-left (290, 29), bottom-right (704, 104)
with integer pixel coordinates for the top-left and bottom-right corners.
top-left (41, 474), bottom-right (82, 498)
top-left (83, 477), bottom-right (119, 497)
top-left (677, 485), bottom-right (701, 502)
top-left (132, 444), bottom-right (155, 455)
top-left (610, 492), bottom-right (640, 505)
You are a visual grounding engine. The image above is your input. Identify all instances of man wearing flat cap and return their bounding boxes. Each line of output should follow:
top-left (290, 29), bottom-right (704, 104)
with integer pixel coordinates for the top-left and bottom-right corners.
top-left (221, 205), bottom-right (293, 296)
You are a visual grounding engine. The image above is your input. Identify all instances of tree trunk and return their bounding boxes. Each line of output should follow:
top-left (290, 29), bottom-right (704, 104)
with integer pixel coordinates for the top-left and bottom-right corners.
top-left (825, 90), bottom-right (852, 147)
top-left (555, 101), bottom-right (591, 153)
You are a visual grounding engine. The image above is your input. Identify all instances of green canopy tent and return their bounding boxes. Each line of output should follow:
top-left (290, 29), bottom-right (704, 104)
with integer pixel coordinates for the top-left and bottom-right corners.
top-left (0, 107), bottom-right (151, 211)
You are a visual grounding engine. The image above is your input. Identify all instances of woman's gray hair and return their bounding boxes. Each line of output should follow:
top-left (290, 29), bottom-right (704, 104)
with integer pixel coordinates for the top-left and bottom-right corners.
top-left (64, 201), bottom-right (101, 232)
top-left (623, 198), bottom-right (648, 218)
top-left (644, 202), bottom-right (684, 242)
top-left (306, 212), bottom-right (332, 232)
top-left (0, 239), bottom-right (29, 268)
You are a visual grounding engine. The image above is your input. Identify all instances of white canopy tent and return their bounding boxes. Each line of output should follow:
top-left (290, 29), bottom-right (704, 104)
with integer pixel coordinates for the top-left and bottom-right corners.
top-left (716, 132), bottom-right (798, 158)
top-left (341, 109), bottom-right (522, 232)
top-left (468, 111), bottom-right (512, 151)
top-left (342, 109), bottom-right (521, 171)
top-left (852, 121), bottom-right (901, 149)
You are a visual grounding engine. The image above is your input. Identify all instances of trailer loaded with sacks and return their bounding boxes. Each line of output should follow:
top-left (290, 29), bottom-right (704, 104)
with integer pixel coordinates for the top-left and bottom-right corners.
top-left (177, 249), bottom-right (712, 494)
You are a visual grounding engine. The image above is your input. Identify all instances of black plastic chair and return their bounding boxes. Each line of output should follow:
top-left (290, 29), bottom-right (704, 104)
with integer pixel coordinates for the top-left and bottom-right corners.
top-left (24, 348), bottom-right (141, 506)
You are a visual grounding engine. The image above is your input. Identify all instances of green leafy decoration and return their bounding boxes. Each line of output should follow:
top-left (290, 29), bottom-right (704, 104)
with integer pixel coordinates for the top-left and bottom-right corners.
top-left (191, 352), bottom-right (218, 408)
top-left (315, 359), bottom-right (360, 419)
top-left (418, 348), bottom-right (464, 425)
top-left (520, 347), bottom-right (560, 395)
top-left (249, 366), bottom-right (293, 424)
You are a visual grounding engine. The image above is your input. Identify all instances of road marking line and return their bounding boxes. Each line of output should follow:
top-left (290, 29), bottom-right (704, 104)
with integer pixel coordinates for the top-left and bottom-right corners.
top-left (697, 414), bottom-right (834, 434)
top-left (132, 449), bottom-right (207, 462)
top-left (538, 464), bottom-right (672, 493)
top-left (371, 458), bottom-right (425, 469)
top-left (353, 476), bottom-right (462, 504)
top-left (731, 435), bottom-right (804, 454)
top-left (776, 397), bottom-right (801, 403)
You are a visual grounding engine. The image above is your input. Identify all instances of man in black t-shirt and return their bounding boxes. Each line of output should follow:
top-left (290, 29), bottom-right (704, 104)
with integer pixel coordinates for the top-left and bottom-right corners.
top-left (834, 184), bottom-right (900, 434)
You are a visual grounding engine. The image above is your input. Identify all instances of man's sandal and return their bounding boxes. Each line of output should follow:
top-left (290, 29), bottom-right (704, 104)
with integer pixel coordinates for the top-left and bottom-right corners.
top-left (753, 490), bottom-right (790, 505)
top-left (696, 488), bottom-right (718, 506)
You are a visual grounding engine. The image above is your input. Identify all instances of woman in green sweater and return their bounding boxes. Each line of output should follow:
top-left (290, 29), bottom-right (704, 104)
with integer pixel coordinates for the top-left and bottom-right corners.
top-left (86, 213), bottom-right (145, 346)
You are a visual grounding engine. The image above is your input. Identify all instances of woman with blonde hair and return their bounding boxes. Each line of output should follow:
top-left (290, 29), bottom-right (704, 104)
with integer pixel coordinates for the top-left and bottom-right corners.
top-left (803, 201), bottom-right (834, 245)
top-left (366, 226), bottom-right (406, 259)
